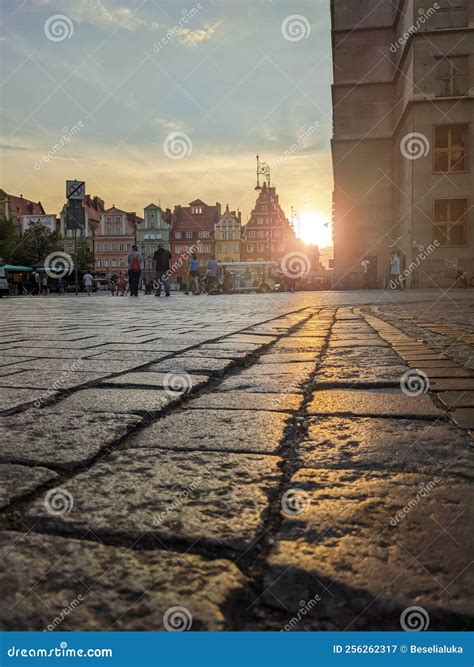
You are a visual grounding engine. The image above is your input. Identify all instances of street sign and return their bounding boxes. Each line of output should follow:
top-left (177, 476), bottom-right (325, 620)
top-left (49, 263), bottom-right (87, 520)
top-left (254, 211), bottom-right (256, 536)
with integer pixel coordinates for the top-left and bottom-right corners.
top-left (66, 180), bottom-right (85, 200)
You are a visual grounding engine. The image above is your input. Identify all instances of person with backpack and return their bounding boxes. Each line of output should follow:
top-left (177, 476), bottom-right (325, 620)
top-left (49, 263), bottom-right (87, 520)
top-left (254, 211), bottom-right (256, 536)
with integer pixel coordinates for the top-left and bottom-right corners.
top-left (128, 246), bottom-right (142, 297)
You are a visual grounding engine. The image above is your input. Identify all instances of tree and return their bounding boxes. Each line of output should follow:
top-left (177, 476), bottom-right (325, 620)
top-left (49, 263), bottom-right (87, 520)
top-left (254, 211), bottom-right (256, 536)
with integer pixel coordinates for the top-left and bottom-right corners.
top-left (0, 218), bottom-right (21, 264)
top-left (11, 223), bottom-right (62, 266)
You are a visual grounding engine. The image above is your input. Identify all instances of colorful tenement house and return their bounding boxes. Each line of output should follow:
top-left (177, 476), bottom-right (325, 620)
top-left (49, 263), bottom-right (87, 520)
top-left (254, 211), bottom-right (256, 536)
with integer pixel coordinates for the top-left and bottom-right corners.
top-left (214, 205), bottom-right (241, 263)
top-left (0, 190), bottom-right (45, 229)
top-left (94, 206), bottom-right (142, 276)
top-left (171, 199), bottom-right (221, 284)
top-left (241, 182), bottom-right (296, 263)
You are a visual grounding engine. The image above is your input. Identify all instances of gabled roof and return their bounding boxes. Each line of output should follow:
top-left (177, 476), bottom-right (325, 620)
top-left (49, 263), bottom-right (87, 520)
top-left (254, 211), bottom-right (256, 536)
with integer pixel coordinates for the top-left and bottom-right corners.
top-left (144, 203), bottom-right (162, 210)
top-left (4, 193), bottom-right (45, 218)
top-left (104, 206), bottom-right (128, 215)
top-left (189, 199), bottom-right (207, 206)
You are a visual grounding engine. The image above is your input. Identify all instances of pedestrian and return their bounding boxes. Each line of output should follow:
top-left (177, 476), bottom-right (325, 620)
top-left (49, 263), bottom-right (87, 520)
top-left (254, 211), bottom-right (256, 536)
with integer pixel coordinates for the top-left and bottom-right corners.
top-left (83, 271), bottom-right (94, 296)
top-left (361, 258), bottom-right (371, 289)
top-left (206, 256), bottom-right (218, 294)
top-left (57, 278), bottom-right (65, 295)
top-left (187, 253), bottom-right (200, 295)
top-left (109, 276), bottom-right (117, 296)
top-left (32, 270), bottom-right (41, 296)
top-left (41, 274), bottom-right (48, 295)
top-left (117, 272), bottom-right (126, 296)
top-left (128, 245), bottom-right (141, 297)
top-left (390, 252), bottom-right (402, 289)
top-left (153, 242), bottom-right (172, 297)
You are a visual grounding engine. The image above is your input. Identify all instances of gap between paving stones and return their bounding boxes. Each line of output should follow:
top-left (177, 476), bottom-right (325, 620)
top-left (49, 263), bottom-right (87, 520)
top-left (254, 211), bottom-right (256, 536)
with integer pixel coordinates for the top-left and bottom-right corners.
top-left (2, 307), bottom-right (318, 551)
top-left (0, 306), bottom-right (315, 417)
top-left (361, 311), bottom-right (473, 439)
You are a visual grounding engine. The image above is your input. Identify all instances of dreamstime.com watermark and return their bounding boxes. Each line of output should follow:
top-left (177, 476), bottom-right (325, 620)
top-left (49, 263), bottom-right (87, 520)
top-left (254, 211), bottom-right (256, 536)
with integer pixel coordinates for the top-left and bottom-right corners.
top-left (153, 3), bottom-right (203, 52)
top-left (153, 477), bottom-right (202, 528)
top-left (7, 642), bottom-right (112, 658)
top-left (281, 595), bottom-right (322, 631)
top-left (390, 477), bottom-right (441, 526)
top-left (390, 4), bottom-right (439, 53)
top-left (45, 595), bottom-right (85, 631)
top-left (400, 606), bottom-right (430, 631)
top-left (388, 241), bottom-right (440, 289)
top-left (34, 122), bottom-right (84, 171)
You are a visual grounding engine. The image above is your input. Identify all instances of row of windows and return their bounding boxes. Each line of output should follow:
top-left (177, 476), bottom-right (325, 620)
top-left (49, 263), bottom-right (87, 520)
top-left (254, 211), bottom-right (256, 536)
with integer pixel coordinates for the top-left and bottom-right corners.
top-left (104, 227), bottom-right (124, 235)
top-left (216, 245), bottom-right (240, 253)
top-left (246, 230), bottom-right (282, 239)
top-left (246, 243), bottom-right (286, 252)
top-left (105, 216), bottom-right (122, 223)
top-left (96, 259), bottom-right (126, 268)
top-left (172, 227), bottom-right (283, 241)
top-left (174, 231), bottom-right (210, 240)
top-left (96, 243), bottom-right (132, 252)
top-left (175, 244), bottom-right (212, 254)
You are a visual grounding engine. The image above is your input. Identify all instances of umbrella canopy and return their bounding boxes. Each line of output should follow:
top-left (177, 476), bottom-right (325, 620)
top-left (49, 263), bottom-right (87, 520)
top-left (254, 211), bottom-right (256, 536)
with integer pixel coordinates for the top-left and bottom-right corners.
top-left (1, 265), bottom-right (33, 272)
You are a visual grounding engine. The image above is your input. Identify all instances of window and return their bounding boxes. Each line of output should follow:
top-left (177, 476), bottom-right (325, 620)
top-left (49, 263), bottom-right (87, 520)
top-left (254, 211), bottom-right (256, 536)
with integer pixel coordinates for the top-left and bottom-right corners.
top-left (106, 227), bottom-right (112, 235)
top-left (115, 227), bottom-right (121, 235)
top-left (434, 125), bottom-right (468, 172)
top-left (106, 216), bottom-right (112, 222)
top-left (115, 216), bottom-right (121, 222)
top-left (435, 0), bottom-right (467, 28)
top-left (96, 259), bottom-right (101, 268)
top-left (234, 245), bottom-right (239, 253)
top-left (201, 244), bottom-right (211, 253)
top-left (273, 230), bottom-right (282, 238)
top-left (199, 231), bottom-right (209, 238)
top-left (175, 232), bottom-right (182, 239)
top-left (248, 231), bottom-right (256, 239)
top-left (191, 206), bottom-right (203, 215)
top-left (217, 244), bottom-right (222, 253)
top-left (436, 56), bottom-right (469, 97)
top-left (257, 231), bottom-right (264, 238)
top-left (186, 231), bottom-right (193, 239)
top-left (257, 244), bottom-right (264, 252)
top-left (262, 204), bottom-right (268, 211)
top-left (247, 244), bottom-right (254, 252)
top-left (257, 217), bottom-right (264, 224)
top-left (433, 198), bottom-right (468, 246)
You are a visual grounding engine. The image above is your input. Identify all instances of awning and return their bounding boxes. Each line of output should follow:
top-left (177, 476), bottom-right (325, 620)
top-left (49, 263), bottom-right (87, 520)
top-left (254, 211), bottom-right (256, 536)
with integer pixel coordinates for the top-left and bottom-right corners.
top-left (1, 265), bottom-right (33, 271)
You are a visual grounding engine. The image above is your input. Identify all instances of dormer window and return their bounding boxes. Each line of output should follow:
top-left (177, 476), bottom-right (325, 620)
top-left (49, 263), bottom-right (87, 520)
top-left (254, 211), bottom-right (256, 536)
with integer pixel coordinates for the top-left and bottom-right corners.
top-left (192, 206), bottom-right (203, 215)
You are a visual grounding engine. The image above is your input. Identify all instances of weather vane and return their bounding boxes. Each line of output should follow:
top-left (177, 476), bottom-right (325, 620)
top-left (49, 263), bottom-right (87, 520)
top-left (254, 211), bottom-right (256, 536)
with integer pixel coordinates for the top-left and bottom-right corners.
top-left (255, 154), bottom-right (271, 191)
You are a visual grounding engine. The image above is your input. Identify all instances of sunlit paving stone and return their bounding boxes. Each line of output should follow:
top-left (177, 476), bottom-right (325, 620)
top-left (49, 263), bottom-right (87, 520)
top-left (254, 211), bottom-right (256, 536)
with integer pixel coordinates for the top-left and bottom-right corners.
top-left (23, 450), bottom-right (282, 551)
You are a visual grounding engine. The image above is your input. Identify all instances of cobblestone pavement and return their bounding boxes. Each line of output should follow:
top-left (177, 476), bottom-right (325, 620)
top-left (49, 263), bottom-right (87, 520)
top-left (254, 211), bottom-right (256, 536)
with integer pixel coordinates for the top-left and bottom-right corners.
top-left (0, 290), bottom-right (473, 631)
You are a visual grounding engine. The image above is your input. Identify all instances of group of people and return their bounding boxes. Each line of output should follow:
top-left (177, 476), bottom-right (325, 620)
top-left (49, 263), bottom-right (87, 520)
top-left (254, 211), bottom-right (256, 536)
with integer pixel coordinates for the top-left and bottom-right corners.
top-left (361, 252), bottom-right (406, 290)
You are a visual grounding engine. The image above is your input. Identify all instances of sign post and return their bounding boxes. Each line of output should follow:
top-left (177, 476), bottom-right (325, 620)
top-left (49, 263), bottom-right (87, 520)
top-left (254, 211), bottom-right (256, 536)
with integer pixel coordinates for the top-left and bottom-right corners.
top-left (65, 181), bottom-right (85, 295)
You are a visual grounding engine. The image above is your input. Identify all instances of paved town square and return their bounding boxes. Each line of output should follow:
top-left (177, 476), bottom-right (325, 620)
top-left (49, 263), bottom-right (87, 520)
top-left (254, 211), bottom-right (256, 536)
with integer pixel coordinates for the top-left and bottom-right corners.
top-left (0, 290), bottom-right (473, 632)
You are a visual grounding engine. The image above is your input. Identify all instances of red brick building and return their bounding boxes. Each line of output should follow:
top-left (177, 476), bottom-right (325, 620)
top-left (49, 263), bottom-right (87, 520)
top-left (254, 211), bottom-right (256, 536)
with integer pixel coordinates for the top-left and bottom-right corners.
top-left (170, 199), bottom-right (221, 284)
top-left (241, 183), bottom-right (297, 263)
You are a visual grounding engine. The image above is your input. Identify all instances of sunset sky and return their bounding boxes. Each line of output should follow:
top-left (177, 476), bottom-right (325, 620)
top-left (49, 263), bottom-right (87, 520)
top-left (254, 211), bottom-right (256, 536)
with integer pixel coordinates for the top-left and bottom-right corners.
top-left (1, 0), bottom-right (333, 247)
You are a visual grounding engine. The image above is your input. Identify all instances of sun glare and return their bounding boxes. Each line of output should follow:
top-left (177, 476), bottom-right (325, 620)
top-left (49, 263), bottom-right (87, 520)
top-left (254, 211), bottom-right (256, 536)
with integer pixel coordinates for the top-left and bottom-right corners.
top-left (298, 211), bottom-right (333, 248)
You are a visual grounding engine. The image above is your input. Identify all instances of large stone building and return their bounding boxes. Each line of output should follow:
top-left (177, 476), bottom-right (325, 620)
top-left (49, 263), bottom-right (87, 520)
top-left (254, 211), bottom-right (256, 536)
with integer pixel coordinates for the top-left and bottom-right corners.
top-left (60, 195), bottom-right (105, 263)
top-left (331, 0), bottom-right (474, 288)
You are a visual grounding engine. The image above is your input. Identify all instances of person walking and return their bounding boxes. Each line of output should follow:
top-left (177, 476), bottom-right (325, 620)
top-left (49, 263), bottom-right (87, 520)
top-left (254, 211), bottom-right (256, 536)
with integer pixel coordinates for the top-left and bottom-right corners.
top-left (187, 253), bottom-right (200, 295)
top-left (32, 270), bottom-right (41, 296)
top-left (83, 271), bottom-right (94, 296)
top-left (361, 258), bottom-right (371, 289)
top-left (390, 252), bottom-right (402, 289)
top-left (153, 243), bottom-right (172, 297)
top-left (41, 274), bottom-right (48, 296)
top-left (206, 256), bottom-right (218, 294)
top-left (128, 245), bottom-right (141, 297)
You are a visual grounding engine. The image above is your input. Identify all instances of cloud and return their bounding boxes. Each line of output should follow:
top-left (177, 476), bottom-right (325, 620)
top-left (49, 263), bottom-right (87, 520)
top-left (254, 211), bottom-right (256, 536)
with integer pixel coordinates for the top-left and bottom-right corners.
top-left (152, 115), bottom-right (192, 133)
top-left (0, 136), bottom-right (34, 151)
top-left (37, 0), bottom-right (156, 32)
top-left (176, 22), bottom-right (221, 46)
